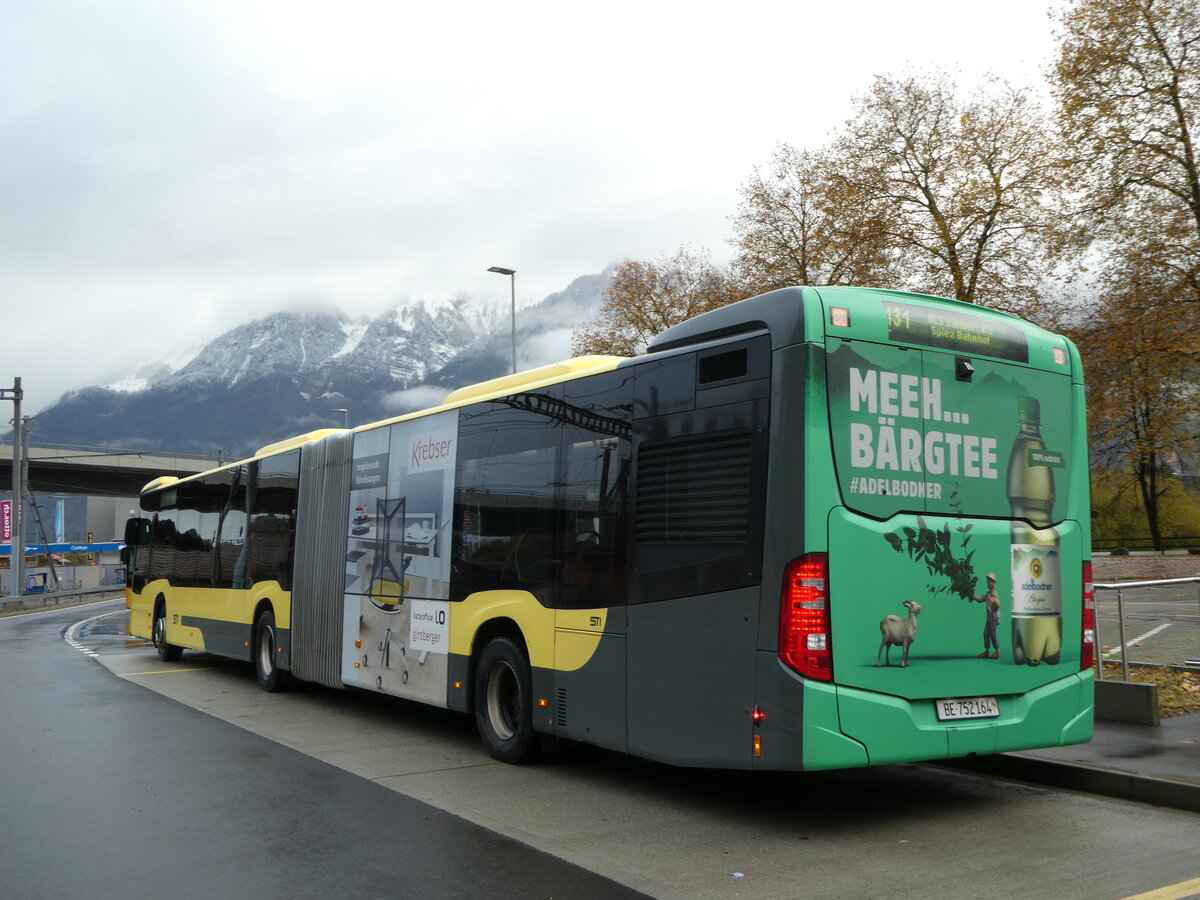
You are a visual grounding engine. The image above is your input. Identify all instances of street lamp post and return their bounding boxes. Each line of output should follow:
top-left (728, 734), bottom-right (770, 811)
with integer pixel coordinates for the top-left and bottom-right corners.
top-left (332, 408), bottom-right (349, 429)
top-left (487, 266), bottom-right (517, 374)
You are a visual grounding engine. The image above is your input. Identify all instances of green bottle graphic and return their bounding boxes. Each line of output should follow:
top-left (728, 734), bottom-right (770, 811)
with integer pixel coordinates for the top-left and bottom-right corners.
top-left (1008, 397), bottom-right (1062, 665)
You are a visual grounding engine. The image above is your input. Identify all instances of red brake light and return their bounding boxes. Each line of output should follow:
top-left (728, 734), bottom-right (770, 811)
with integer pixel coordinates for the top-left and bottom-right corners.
top-left (780, 553), bottom-right (833, 681)
top-left (1081, 561), bottom-right (1095, 672)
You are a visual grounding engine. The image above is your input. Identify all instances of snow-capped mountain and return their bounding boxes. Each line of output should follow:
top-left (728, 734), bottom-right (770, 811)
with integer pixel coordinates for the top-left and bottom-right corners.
top-left (31, 271), bottom-right (610, 459)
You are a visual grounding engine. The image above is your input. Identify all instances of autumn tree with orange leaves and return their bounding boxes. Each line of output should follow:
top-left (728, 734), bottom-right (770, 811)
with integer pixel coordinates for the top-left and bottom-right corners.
top-left (1052, 0), bottom-right (1200, 546)
top-left (1052, 0), bottom-right (1200, 303)
top-left (1069, 264), bottom-right (1199, 549)
top-left (571, 247), bottom-right (746, 357)
top-left (732, 72), bottom-right (1067, 320)
top-left (731, 144), bottom-right (896, 296)
top-left (834, 72), bottom-right (1066, 315)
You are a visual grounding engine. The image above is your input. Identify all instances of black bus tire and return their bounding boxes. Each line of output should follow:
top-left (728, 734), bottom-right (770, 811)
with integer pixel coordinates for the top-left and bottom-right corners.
top-left (153, 602), bottom-right (183, 662)
top-left (474, 636), bottom-right (540, 764)
top-left (255, 609), bottom-right (292, 693)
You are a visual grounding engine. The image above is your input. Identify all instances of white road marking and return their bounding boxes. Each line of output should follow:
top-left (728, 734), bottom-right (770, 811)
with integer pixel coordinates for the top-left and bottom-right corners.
top-left (1101, 622), bottom-right (1172, 659)
top-left (64, 609), bottom-right (127, 659)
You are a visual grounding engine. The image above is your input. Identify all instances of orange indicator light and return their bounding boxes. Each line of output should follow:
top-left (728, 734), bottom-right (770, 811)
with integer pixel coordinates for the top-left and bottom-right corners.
top-left (453, 681), bottom-right (463, 690)
top-left (537, 698), bottom-right (549, 708)
top-left (354, 661), bottom-right (361, 668)
top-left (753, 734), bottom-right (762, 758)
top-left (355, 639), bottom-right (362, 648)
top-left (830, 307), bottom-right (850, 328)
top-left (1053, 347), bottom-right (1068, 365)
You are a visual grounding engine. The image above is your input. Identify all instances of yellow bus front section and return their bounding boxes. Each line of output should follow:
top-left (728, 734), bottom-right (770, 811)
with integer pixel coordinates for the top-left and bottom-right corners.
top-left (127, 580), bottom-right (291, 658)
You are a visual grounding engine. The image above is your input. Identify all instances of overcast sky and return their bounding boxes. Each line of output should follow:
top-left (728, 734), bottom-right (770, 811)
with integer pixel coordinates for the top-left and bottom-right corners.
top-left (1, 0), bottom-right (1062, 416)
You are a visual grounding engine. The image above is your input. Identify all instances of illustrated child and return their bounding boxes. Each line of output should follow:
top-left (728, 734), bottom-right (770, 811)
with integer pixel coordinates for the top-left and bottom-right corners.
top-left (970, 572), bottom-right (1001, 659)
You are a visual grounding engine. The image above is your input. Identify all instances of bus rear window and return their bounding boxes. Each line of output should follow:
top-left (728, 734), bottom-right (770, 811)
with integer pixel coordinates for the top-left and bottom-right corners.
top-left (826, 338), bottom-right (1075, 522)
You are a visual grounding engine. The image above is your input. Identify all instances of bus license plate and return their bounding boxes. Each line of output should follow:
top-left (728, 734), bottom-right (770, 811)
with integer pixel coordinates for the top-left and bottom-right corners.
top-left (935, 696), bottom-right (999, 721)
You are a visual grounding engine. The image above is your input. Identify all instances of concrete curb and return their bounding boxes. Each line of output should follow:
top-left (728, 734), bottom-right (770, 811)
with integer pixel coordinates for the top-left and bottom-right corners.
top-left (942, 754), bottom-right (1200, 814)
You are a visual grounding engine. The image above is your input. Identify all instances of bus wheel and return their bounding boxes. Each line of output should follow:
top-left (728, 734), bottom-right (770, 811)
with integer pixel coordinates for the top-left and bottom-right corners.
top-left (474, 637), bottom-right (540, 764)
top-left (153, 603), bottom-right (182, 662)
top-left (255, 610), bottom-right (292, 693)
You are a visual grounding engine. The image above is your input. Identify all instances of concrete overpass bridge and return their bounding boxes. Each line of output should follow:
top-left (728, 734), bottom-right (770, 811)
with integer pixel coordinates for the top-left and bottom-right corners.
top-left (1, 444), bottom-right (219, 497)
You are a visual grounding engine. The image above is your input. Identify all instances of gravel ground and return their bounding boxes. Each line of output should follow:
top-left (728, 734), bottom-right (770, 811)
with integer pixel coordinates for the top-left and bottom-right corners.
top-left (1092, 554), bottom-right (1200, 582)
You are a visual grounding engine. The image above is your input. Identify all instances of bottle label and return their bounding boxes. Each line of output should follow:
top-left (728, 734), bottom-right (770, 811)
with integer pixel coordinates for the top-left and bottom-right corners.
top-left (1010, 543), bottom-right (1062, 616)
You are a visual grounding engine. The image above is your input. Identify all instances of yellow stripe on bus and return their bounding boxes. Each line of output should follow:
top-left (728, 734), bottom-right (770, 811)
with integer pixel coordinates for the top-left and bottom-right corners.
top-left (449, 590), bottom-right (607, 671)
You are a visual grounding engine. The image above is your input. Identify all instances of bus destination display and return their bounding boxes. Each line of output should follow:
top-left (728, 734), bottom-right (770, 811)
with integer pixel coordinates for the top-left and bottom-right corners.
top-left (883, 300), bottom-right (1029, 362)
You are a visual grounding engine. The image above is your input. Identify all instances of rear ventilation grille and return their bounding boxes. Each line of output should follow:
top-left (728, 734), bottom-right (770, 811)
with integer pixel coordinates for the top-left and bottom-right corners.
top-left (557, 688), bottom-right (568, 728)
top-left (636, 430), bottom-right (752, 543)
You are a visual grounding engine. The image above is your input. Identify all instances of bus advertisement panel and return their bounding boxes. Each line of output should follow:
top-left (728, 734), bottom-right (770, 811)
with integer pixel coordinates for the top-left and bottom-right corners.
top-left (342, 411), bottom-right (457, 706)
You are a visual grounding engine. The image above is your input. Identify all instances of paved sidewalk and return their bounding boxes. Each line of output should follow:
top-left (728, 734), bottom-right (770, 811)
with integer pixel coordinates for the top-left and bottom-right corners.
top-left (951, 712), bottom-right (1200, 813)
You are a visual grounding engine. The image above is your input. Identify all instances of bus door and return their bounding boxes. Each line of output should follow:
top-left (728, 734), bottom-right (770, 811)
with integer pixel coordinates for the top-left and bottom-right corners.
top-left (550, 371), bottom-right (634, 754)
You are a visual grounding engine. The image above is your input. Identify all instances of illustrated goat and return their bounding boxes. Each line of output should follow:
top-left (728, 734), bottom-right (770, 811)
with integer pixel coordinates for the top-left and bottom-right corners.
top-left (876, 600), bottom-right (922, 668)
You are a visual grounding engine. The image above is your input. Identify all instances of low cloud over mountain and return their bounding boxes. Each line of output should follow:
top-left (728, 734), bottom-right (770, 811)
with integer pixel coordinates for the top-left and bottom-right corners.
top-left (31, 272), bottom-right (610, 459)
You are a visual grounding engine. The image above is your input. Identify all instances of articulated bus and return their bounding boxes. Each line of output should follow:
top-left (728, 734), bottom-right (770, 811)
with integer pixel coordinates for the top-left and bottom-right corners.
top-left (124, 286), bottom-right (1095, 769)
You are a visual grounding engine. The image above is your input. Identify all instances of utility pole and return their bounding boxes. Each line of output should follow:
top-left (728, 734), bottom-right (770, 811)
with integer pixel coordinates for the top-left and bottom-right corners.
top-left (2, 378), bottom-right (23, 597)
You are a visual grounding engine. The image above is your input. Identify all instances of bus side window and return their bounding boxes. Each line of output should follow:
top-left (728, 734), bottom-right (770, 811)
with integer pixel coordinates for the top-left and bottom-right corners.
top-left (452, 371), bottom-right (634, 608)
top-left (247, 451), bottom-right (299, 589)
top-left (558, 370), bottom-right (633, 608)
top-left (452, 394), bottom-right (562, 602)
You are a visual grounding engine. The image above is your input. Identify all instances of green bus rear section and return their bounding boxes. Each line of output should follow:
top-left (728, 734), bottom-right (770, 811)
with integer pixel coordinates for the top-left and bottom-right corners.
top-left (776, 287), bottom-right (1090, 770)
top-left (127, 285), bottom-right (1093, 771)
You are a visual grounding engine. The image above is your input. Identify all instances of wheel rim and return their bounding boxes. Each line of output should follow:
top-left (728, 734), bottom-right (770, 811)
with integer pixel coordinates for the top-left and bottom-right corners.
top-left (484, 659), bottom-right (519, 742)
top-left (258, 623), bottom-right (275, 677)
top-left (153, 613), bottom-right (165, 648)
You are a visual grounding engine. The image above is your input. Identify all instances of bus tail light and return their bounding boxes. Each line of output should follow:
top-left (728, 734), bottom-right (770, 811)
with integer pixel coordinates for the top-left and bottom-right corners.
top-left (1081, 561), bottom-right (1095, 672)
top-left (780, 553), bottom-right (833, 682)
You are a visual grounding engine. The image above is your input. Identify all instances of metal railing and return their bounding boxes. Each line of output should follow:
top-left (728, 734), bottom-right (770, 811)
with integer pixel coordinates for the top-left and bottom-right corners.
top-left (1093, 576), bottom-right (1200, 681)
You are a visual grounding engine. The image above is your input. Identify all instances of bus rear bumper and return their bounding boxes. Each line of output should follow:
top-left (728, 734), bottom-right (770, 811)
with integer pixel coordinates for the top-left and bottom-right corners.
top-left (825, 672), bottom-right (1094, 769)
top-left (754, 654), bottom-right (1093, 772)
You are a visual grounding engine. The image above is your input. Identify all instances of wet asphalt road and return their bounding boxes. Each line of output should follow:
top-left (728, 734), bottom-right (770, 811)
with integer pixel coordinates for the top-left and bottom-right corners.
top-left (0, 602), bottom-right (646, 900)
top-left (7, 598), bottom-right (1200, 899)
